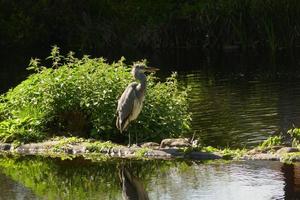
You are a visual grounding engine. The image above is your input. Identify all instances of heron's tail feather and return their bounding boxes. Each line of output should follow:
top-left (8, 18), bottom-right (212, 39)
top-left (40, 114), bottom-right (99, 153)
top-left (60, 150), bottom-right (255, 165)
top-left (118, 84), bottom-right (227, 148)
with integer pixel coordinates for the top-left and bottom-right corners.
top-left (116, 117), bottom-right (130, 134)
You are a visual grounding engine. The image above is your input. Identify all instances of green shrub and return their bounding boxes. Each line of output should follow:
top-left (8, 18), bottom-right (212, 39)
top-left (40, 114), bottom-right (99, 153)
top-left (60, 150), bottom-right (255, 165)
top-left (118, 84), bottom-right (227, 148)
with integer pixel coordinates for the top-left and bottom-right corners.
top-left (258, 135), bottom-right (283, 149)
top-left (287, 128), bottom-right (300, 140)
top-left (287, 128), bottom-right (300, 147)
top-left (85, 141), bottom-right (118, 153)
top-left (135, 147), bottom-right (152, 158)
top-left (0, 47), bottom-right (191, 143)
top-left (0, 116), bottom-right (45, 143)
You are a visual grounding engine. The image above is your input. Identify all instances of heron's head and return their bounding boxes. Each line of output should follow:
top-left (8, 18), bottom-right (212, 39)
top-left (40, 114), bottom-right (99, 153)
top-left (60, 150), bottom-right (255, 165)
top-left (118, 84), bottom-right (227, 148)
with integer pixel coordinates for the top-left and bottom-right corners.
top-left (131, 63), bottom-right (159, 75)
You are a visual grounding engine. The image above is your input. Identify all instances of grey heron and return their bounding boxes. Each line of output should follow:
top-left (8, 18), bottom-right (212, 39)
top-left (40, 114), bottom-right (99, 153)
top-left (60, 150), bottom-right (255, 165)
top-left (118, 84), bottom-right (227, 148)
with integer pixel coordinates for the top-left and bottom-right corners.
top-left (116, 63), bottom-right (159, 146)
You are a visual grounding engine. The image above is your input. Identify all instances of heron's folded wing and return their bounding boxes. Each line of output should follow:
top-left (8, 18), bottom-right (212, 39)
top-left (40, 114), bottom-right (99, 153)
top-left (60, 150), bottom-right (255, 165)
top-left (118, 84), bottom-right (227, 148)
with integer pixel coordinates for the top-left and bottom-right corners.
top-left (117, 83), bottom-right (138, 124)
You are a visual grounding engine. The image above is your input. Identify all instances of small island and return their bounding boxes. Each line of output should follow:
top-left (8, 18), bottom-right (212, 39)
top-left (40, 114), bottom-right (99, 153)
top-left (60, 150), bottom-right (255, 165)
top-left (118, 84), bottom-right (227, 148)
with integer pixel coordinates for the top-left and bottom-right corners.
top-left (1, 134), bottom-right (300, 163)
top-left (1, 48), bottom-right (300, 164)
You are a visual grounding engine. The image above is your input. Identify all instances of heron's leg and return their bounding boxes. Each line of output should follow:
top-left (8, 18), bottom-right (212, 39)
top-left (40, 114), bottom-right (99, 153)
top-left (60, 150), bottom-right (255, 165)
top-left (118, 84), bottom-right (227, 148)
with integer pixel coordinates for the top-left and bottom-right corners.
top-left (128, 132), bottom-right (131, 147)
top-left (135, 132), bottom-right (137, 145)
top-left (133, 125), bottom-right (138, 145)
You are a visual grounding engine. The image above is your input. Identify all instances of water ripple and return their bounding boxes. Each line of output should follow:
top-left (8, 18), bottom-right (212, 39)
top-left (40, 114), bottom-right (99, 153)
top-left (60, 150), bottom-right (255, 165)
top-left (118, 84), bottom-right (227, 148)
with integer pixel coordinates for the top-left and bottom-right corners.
top-left (179, 71), bottom-right (300, 147)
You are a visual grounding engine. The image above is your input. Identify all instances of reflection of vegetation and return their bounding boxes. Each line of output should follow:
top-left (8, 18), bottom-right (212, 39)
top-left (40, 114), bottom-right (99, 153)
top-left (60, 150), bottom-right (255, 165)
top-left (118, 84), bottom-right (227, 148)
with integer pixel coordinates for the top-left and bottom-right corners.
top-left (0, 155), bottom-right (197, 199)
top-left (0, 47), bottom-right (191, 143)
top-left (0, 155), bottom-right (121, 199)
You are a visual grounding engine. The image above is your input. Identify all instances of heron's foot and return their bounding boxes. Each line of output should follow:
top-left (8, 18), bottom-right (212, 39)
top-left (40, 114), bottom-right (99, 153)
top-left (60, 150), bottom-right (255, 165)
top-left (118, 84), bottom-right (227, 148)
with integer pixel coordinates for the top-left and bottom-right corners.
top-left (127, 144), bottom-right (139, 148)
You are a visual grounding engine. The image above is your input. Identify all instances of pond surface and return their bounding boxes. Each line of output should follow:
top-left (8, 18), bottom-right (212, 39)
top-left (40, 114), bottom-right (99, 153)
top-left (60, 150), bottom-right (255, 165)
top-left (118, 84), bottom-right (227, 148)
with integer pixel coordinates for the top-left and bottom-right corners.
top-left (169, 52), bottom-right (300, 148)
top-left (180, 69), bottom-right (300, 148)
top-left (0, 155), bottom-right (299, 200)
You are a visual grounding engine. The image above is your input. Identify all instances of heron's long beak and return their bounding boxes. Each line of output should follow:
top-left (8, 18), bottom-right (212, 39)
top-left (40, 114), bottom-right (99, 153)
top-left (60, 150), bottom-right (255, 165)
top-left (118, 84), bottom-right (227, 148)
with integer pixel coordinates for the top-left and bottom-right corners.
top-left (145, 67), bottom-right (160, 73)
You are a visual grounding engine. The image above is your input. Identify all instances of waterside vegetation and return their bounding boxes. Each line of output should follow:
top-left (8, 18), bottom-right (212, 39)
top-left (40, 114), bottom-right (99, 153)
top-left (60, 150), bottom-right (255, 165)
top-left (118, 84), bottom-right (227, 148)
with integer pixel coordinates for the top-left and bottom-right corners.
top-left (0, 47), bottom-right (191, 144)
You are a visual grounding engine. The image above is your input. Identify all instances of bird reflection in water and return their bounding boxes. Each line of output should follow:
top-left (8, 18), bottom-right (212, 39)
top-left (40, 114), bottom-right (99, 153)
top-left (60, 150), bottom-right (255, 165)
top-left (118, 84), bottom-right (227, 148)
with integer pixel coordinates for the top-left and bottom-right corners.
top-left (119, 165), bottom-right (149, 200)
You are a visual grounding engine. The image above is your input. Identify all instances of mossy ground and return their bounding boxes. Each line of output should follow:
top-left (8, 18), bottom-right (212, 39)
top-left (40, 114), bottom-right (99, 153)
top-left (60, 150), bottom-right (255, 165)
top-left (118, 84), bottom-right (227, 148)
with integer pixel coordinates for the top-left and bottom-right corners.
top-left (1, 135), bottom-right (300, 163)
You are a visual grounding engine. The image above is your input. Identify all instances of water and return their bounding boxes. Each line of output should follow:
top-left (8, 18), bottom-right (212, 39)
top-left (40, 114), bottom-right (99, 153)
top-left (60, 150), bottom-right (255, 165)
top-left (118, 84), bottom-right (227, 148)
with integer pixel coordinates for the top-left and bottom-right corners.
top-left (0, 155), bottom-right (299, 200)
top-left (181, 70), bottom-right (300, 147)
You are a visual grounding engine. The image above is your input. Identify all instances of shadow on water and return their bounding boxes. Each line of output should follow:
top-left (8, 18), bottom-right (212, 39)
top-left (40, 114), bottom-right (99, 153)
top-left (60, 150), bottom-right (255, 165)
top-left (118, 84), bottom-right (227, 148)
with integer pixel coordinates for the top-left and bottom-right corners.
top-left (0, 155), bottom-right (300, 199)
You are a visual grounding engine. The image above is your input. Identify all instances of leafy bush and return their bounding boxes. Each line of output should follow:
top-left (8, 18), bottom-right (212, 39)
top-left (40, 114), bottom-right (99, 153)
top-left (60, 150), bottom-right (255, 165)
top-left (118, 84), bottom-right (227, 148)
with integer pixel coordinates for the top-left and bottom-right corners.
top-left (0, 117), bottom-right (45, 143)
top-left (0, 47), bottom-right (191, 143)
top-left (287, 128), bottom-right (300, 140)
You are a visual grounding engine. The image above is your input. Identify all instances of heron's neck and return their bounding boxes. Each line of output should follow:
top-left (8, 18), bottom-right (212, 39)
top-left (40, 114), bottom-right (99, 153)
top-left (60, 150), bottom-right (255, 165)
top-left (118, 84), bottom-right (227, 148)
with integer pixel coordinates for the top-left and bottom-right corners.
top-left (135, 72), bottom-right (147, 93)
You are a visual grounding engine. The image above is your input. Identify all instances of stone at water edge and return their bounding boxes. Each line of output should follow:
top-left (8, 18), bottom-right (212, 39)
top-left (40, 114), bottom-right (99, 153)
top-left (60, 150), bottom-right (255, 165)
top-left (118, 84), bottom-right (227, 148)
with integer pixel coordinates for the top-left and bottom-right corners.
top-left (140, 142), bottom-right (160, 149)
top-left (247, 145), bottom-right (285, 155)
top-left (276, 147), bottom-right (299, 154)
top-left (160, 138), bottom-right (192, 148)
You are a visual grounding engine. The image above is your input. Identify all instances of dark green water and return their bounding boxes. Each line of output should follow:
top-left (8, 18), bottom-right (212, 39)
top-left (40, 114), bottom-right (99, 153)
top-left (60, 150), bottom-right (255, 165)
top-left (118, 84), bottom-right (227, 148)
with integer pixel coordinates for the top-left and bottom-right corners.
top-left (180, 70), bottom-right (300, 147)
top-left (0, 155), bottom-right (299, 200)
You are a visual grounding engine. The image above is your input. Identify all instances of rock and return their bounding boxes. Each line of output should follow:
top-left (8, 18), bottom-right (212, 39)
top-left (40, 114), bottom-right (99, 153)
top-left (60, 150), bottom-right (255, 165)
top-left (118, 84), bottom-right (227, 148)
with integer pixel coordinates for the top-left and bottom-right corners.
top-left (160, 138), bottom-right (191, 148)
top-left (70, 145), bottom-right (86, 154)
top-left (247, 146), bottom-right (285, 155)
top-left (276, 147), bottom-right (299, 154)
top-left (247, 148), bottom-right (261, 155)
top-left (159, 148), bottom-right (183, 157)
top-left (140, 142), bottom-right (160, 149)
top-left (145, 149), bottom-right (175, 158)
top-left (15, 143), bottom-right (48, 154)
top-left (130, 144), bottom-right (140, 148)
top-left (260, 146), bottom-right (284, 153)
top-left (0, 143), bottom-right (12, 151)
top-left (248, 153), bottom-right (280, 161)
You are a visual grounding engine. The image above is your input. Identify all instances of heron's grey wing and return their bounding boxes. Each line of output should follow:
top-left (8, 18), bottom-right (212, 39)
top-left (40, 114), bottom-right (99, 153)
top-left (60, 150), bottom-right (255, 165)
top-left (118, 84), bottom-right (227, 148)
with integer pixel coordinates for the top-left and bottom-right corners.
top-left (116, 83), bottom-right (138, 132)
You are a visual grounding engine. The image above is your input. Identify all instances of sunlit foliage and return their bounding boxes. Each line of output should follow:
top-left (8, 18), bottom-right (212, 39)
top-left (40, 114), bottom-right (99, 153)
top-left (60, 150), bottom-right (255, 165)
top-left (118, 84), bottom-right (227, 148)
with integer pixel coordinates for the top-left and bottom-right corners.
top-left (0, 47), bottom-right (191, 143)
